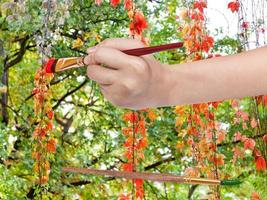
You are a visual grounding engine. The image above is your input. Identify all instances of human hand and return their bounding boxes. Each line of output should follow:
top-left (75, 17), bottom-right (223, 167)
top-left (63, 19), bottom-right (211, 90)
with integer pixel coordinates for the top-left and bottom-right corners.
top-left (84, 38), bottom-right (172, 109)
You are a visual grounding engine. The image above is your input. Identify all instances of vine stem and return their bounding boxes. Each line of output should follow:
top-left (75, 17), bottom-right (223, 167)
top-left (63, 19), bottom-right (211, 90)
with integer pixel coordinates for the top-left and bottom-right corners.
top-left (132, 111), bottom-right (136, 200)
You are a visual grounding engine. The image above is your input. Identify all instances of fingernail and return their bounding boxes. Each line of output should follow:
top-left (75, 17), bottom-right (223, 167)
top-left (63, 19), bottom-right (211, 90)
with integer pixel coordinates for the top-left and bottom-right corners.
top-left (87, 46), bottom-right (97, 54)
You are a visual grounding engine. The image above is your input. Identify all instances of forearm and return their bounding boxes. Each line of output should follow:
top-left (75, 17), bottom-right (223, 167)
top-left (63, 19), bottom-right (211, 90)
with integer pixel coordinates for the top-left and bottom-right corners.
top-left (164, 45), bottom-right (267, 106)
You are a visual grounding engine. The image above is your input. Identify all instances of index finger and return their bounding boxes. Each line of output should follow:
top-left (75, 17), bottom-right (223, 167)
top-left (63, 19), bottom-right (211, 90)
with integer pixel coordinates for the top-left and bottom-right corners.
top-left (84, 46), bottom-right (141, 70)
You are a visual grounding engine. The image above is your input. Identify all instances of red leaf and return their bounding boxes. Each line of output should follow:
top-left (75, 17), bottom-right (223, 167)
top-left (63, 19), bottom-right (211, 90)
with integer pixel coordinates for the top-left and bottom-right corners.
top-left (47, 110), bottom-right (54, 119)
top-left (39, 128), bottom-right (46, 137)
top-left (212, 154), bottom-right (225, 166)
top-left (243, 138), bottom-right (255, 150)
top-left (211, 101), bottom-right (220, 109)
top-left (136, 137), bottom-right (148, 149)
top-left (123, 151), bottom-right (133, 160)
top-left (119, 194), bottom-right (131, 200)
top-left (46, 121), bottom-right (53, 130)
top-left (123, 112), bottom-right (138, 123)
top-left (124, 0), bottom-right (132, 11)
top-left (122, 127), bottom-right (132, 136)
top-left (47, 139), bottom-right (57, 153)
top-left (231, 100), bottom-right (239, 108)
top-left (176, 141), bottom-right (184, 149)
top-left (110, 0), bottom-right (121, 7)
top-left (39, 175), bottom-right (49, 184)
top-left (251, 191), bottom-right (261, 200)
top-left (193, 1), bottom-right (207, 13)
top-left (135, 180), bottom-right (144, 198)
top-left (135, 179), bottom-right (143, 188)
top-left (124, 137), bottom-right (133, 148)
top-left (241, 111), bottom-right (249, 121)
top-left (190, 12), bottom-right (204, 21)
top-left (217, 131), bottom-right (225, 144)
top-left (228, 1), bottom-right (240, 13)
top-left (241, 21), bottom-right (249, 29)
top-left (234, 132), bottom-right (242, 141)
top-left (34, 73), bottom-right (40, 81)
top-left (129, 10), bottom-right (148, 35)
top-left (255, 156), bottom-right (266, 171)
top-left (253, 148), bottom-right (261, 158)
top-left (250, 118), bottom-right (258, 128)
top-left (232, 146), bottom-right (244, 163)
top-left (32, 152), bottom-right (41, 160)
top-left (147, 110), bottom-right (157, 121)
top-left (32, 88), bottom-right (40, 95)
top-left (256, 95), bottom-right (267, 106)
top-left (122, 163), bottom-right (133, 172)
top-left (135, 187), bottom-right (144, 199)
top-left (187, 137), bottom-right (194, 146)
top-left (263, 95), bottom-right (267, 106)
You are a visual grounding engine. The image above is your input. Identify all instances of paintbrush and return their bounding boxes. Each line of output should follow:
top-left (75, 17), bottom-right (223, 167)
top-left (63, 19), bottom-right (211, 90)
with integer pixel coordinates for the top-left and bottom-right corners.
top-left (62, 167), bottom-right (242, 186)
top-left (45, 42), bottom-right (184, 73)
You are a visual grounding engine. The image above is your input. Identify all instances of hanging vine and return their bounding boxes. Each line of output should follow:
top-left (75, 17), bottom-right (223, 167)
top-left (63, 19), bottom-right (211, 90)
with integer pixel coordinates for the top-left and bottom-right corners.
top-left (32, 0), bottom-right (71, 190)
top-left (32, 0), bottom-right (56, 191)
top-left (176, 1), bottom-right (223, 199)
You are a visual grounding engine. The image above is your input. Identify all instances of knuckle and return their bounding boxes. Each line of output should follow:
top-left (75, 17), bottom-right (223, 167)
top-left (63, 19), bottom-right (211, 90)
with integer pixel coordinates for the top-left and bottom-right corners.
top-left (101, 38), bottom-right (112, 46)
top-left (130, 59), bottom-right (147, 75)
top-left (122, 79), bottom-right (138, 93)
top-left (94, 48), bottom-right (102, 62)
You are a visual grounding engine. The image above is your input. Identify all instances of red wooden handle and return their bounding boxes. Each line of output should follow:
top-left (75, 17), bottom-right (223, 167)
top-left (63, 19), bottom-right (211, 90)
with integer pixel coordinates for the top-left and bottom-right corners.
top-left (122, 42), bottom-right (184, 56)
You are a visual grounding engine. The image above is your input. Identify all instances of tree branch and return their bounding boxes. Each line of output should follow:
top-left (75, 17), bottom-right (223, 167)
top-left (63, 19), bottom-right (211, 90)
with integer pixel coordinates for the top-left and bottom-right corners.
top-left (5, 35), bottom-right (30, 69)
top-left (52, 80), bottom-right (87, 110)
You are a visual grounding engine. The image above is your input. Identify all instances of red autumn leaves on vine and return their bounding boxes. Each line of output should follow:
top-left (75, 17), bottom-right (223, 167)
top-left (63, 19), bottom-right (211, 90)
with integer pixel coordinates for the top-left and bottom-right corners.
top-left (129, 11), bottom-right (147, 36)
top-left (180, 1), bottom-right (215, 60)
top-left (32, 66), bottom-right (56, 184)
top-left (231, 100), bottom-right (267, 171)
top-left (95, 0), bottom-right (148, 44)
top-left (175, 3), bottom-right (266, 195)
top-left (93, 1), bottom-right (148, 199)
top-left (120, 112), bottom-right (147, 200)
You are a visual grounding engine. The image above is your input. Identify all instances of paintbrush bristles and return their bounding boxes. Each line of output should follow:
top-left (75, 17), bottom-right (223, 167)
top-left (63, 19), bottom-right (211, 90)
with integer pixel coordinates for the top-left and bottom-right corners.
top-left (54, 57), bottom-right (85, 72)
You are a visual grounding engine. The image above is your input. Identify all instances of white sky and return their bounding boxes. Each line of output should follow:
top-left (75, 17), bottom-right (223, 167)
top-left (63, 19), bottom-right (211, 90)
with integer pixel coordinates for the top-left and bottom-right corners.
top-left (206, 0), bottom-right (238, 37)
top-left (206, 0), bottom-right (267, 49)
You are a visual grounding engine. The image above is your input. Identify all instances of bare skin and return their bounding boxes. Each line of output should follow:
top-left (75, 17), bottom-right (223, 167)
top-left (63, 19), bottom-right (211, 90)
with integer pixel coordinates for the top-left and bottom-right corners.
top-left (84, 38), bottom-right (267, 109)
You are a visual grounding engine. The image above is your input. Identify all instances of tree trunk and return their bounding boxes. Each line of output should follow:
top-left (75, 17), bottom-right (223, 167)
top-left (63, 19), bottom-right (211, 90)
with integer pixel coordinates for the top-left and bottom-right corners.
top-left (1, 63), bottom-right (8, 125)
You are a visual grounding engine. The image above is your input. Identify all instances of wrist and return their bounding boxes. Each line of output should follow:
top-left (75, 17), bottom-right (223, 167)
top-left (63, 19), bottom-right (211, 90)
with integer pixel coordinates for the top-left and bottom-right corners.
top-left (161, 63), bottom-right (188, 107)
top-left (154, 63), bottom-right (180, 107)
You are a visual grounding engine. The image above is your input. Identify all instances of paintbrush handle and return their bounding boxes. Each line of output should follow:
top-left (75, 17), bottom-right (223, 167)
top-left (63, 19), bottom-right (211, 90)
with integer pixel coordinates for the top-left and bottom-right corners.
top-left (62, 167), bottom-right (220, 185)
top-left (121, 42), bottom-right (183, 56)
